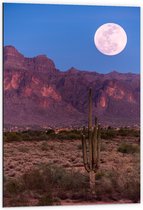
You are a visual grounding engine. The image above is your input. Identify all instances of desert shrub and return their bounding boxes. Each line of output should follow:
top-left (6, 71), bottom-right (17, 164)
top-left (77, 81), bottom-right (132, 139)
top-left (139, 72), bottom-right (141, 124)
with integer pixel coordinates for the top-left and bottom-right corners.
top-left (101, 129), bottom-right (117, 140)
top-left (3, 133), bottom-right (7, 142)
top-left (117, 143), bottom-right (139, 154)
top-left (4, 164), bottom-right (88, 207)
top-left (4, 196), bottom-right (29, 207)
top-left (25, 130), bottom-right (49, 141)
top-left (133, 131), bottom-right (140, 138)
top-left (46, 129), bottom-right (55, 135)
top-left (95, 176), bottom-right (114, 201)
top-left (4, 128), bottom-right (83, 142)
top-left (118, 128), bottom-right (140, 137)
top-left (38, 194), bottom-right (55, 206)
top-left (35, 163), bottom-right (90, 201)
top-left (9, 130), bottom-right (55, 141)
top-left (48, 165), bottom-right (89, 200)
top-left (20, 130), bottom-right (41, 141)
top-left (4, 132), bottom-right (21, 142)
top-left (22, 169), bottom-right (50, 191)
top-left (39, 164), bottom-right (89, 192)
top-left (20, 133), bottom-right (31, 141)
top-left (4, 167), bottom-right (54, 206)
top-left (4, 178), bottom-right (24, 194)
top-left (21, 163), bottom-right (89, 195)
top-left (4, 162), bottom-right (140, 206)
top-left (62, 170), bottom-right (89, 192)
top-left (38, 194), bottom-right (61, 206)
top-left (122, 178), bottom-right (140, 202)
top-left (96, 171), bottom-right (105, 180)
top-left (56, 129), bottom-right (81, 140)
top-left (99, 127), bottom-right (140, 140)
top-left (95, 167), bottom-right (140, 203)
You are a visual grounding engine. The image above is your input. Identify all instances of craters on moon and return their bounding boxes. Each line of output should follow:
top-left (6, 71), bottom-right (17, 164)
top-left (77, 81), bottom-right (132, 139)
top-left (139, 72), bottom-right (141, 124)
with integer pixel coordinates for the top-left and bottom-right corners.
top-left (94, 23), bottom-right (127, 56)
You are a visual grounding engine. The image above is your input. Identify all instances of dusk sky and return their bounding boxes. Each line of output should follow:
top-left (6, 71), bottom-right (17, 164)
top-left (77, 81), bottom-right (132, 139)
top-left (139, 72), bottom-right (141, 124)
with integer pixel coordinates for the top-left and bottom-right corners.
top-left (4, 3), bottom-right (140, 73)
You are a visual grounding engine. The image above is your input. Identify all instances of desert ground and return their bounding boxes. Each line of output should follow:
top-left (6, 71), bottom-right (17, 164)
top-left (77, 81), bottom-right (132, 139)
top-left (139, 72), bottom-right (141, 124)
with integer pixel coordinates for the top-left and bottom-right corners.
top-left (3, 130), bottom-right (140, 207)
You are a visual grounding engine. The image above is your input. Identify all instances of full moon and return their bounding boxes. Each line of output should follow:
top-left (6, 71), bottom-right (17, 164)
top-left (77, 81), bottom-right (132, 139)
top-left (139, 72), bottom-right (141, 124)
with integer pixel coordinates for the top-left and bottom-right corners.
top-left (94, 23), bottom-right (127, 56)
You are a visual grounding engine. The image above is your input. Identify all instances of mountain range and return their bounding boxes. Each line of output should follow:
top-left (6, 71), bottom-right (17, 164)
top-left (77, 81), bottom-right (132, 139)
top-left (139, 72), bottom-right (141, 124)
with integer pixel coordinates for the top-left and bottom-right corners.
top-left (4, 46), bottom-right (140, 128)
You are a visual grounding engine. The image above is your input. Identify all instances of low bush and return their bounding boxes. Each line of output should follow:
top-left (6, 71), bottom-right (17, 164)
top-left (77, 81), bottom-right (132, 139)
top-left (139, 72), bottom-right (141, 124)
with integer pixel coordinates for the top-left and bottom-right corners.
top-left (4, 132), bottom-right (21, 142)
top-left (100, 127), bottom-right (140, 140)
top-left (21, 130), bottom-right (49, 141)
top-left (56, 130), bottom-right (81, 140)
top-left (46, 129), bottom-right (55, 135)
top-left (4, 127), bottom-right (140, 142)
top-left (117, 143), bottom-right (139, 154)
top-left (22, 169), bottom-right (50, 191)
top-left (4, 164), bottom-right (89, 207)
top-left (101, 129), bottom-right (117, 140)
top-left (4, 196), bottom-right (29, 207)
top-left (4, 129), bottom-right (82, 142)
top-left (117, 128), bottom-right (140, 137)
top-left (38, 164), bottom-right (89, 193)
top-left (123, 179), bottom-right (140, 202)
top-left (96, 171), bottom-right (105, 180)
top-left (4, 178), bottom-right (24, 195)
top-left (38, 194), bottom-right (60, 206)
top-left (4, 130), bottom-right (55, 142)
top-left (4, 164), bottom-right (140, 206)
top-left (95, 169), bottom-right (140, 202)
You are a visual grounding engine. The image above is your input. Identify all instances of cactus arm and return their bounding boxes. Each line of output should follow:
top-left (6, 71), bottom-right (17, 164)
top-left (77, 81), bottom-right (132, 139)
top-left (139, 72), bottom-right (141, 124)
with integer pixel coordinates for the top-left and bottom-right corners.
top-left (85, 163), bottom-right (91, 173)
top-left (89, 130), bottom-right (93, 170)
top-left (92, 125), bottom-right (98, 170)
top-left (96, 124), bottom-right (101, 168)
top-left (88, 88), bottom-right (92, 130)
top-left (88, 88), bottom-right (93, 170)
top-left (82, 134), bottom-right (90, 172)
top-left (92, 128), bottom-right (97, 171)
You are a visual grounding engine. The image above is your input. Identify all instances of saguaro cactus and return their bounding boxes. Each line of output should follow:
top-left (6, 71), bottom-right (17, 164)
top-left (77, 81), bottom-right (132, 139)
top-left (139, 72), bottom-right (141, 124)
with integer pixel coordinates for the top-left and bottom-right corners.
top-left (81, 88), bottom-right (101, 194)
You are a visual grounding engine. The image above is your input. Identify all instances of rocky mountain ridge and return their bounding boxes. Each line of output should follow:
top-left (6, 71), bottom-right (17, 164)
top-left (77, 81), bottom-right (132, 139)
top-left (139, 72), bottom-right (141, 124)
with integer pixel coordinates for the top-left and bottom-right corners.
top-left (4, 46), bottom-right (140, 128)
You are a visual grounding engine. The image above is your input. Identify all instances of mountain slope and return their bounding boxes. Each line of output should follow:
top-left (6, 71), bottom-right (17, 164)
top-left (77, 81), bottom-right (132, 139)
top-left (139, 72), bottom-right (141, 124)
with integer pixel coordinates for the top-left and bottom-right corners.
top-left (4, 46), bottom-right (140, 127)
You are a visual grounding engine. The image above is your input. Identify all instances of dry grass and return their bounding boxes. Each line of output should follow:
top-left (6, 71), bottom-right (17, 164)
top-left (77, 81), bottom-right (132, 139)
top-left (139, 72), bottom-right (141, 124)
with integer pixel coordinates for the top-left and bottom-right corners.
top-left (3, 135), bottom-right (140, 206)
